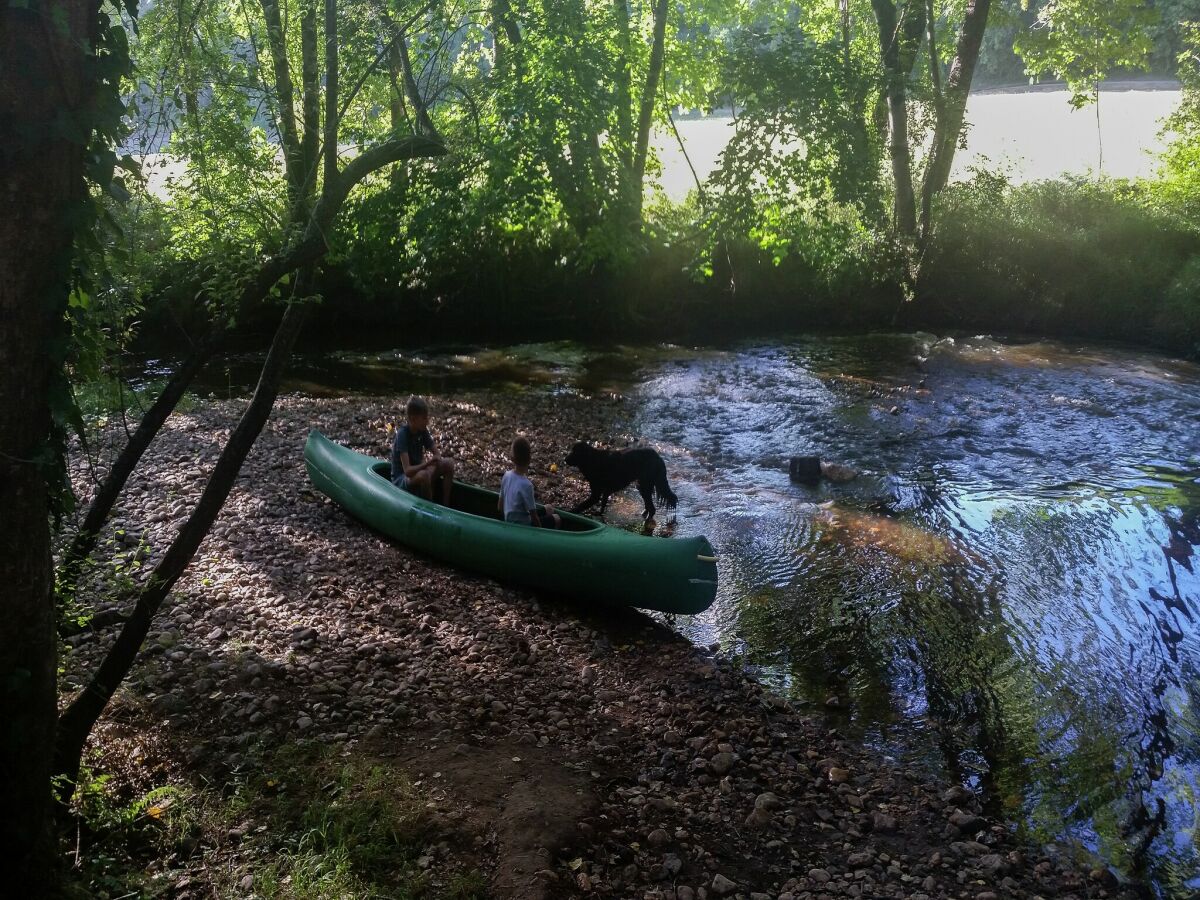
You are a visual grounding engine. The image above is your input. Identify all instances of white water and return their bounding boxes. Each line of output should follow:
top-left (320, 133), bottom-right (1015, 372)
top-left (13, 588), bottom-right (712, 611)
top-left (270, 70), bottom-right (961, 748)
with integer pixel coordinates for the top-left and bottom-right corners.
top-left (654, 86), bottom-right (1182, 201)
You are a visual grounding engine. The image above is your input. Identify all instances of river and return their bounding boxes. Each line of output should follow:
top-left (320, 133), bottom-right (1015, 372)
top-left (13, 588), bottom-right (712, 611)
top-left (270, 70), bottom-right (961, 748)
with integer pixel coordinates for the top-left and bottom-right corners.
top-left (186, 332), bottom-right (1200, 892)
top-left (654, 85), bottom-right (1180, 200)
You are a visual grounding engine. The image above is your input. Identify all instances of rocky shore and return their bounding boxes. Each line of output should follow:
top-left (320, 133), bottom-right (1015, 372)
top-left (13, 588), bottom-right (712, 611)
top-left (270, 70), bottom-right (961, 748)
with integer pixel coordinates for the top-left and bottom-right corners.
top-left (62, 391), bottom-right (1134, 899)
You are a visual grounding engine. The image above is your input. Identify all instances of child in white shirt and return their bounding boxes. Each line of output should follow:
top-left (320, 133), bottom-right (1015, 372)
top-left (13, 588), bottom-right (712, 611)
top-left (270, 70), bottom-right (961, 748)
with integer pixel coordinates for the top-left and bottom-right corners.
top-left (499, 436), bottom-right (561, 528)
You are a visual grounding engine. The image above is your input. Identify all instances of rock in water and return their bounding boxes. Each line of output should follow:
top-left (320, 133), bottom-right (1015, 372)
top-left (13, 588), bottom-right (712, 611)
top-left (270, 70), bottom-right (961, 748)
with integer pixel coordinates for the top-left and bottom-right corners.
top-left (788, 456), bottom-right (822, 483)
top-left (820, 460), bottom-right (858, 482)
top-left (789, 456), bottom-right (859, 483)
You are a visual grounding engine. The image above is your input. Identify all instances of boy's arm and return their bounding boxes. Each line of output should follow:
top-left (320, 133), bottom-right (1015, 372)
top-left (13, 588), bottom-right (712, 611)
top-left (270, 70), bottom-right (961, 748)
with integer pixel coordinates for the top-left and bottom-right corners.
top-left (400, 452), bottom-right (435, 479)
top-left (525, 482), bottom-right (541, 526)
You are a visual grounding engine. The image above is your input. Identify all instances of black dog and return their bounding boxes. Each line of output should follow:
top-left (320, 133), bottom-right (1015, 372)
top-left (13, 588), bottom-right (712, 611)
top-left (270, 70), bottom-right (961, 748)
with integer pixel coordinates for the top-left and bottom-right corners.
top-left (565, 441), bottom-right (678, 520)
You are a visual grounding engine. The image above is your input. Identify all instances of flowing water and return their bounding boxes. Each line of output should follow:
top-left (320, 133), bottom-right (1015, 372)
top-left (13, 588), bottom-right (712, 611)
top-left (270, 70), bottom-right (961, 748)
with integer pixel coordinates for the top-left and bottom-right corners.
top-left (184, 333), bottom-right (1200, 891)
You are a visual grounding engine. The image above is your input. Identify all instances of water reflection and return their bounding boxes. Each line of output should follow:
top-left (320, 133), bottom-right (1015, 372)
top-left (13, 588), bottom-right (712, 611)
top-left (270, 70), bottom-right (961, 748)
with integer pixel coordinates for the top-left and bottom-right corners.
top-left (622, 335), bottom-right (1200, 893)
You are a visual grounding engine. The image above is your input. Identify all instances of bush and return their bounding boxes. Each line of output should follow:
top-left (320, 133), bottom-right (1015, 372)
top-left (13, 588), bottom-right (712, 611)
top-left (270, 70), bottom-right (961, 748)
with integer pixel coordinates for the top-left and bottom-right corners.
top-left (916, 174), bottom-right (1200, 355)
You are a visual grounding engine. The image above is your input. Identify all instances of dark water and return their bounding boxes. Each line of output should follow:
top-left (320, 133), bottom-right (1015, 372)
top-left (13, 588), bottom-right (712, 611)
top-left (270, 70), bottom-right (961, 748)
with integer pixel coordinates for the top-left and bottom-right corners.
top-left (183, 334), bottom-right (1200, 891)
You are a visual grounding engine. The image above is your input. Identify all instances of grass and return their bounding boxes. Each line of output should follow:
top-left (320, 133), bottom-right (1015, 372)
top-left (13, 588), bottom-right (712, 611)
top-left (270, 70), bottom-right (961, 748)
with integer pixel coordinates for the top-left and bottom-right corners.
top-left (217, 743), bottom-right (434, 899)
top-left (64, 740), bottom-right (486, 900)
top-left (72, 373), bottom-right (198, 429)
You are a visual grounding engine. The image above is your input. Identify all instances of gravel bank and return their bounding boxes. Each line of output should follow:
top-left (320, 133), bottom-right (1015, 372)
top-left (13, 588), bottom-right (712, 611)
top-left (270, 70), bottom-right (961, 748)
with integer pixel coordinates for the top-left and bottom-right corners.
top-left (62, 392), bottom-right (1134, 899)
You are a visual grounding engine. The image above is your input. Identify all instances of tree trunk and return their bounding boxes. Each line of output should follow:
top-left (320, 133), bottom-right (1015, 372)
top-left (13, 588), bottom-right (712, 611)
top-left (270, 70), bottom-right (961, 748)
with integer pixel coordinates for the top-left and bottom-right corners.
top-left (373, 1), bottom-right (436, 136)
top-left (871, 0), bottom-right (926, 236)
top-left (885, 83), bottom-right (917, 234)
top-left (0, 0), bottom-right (93, 887)
top-left (919, 0), bottom-right (991, 237)
top-left (324, 0), bottom-right (340, 187)
top-left (632, 0), bottom-right (669, 216)
top-left (57, 340), bottom-right (216, 597)
top-left (490, 0), bottom-right (522, 74)
top-left (301, 4), bottom-right (321, 197)
top-left (397, 34), bottom-right (436, 136)
top-left (261, 0), bottom-right (303, 204)
top-left (612, 0), bottom-right (634, 205)
top-left (388, 41), bottom-right (408, 131)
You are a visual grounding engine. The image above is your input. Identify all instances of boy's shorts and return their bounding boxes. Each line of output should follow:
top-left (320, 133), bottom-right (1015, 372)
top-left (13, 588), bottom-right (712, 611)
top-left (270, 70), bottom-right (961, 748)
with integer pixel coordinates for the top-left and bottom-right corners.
top-left (392, 473), bottom-right (411, 492)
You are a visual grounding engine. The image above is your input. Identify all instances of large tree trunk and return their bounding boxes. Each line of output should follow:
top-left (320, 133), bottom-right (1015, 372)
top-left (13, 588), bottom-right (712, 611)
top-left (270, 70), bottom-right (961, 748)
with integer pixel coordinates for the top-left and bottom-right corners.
top-left (885, 82), bottom-right (918, 234)
top-left (919, 0), bottom-right (991, 237)
top-left (871, 0), bottom-right (926, 236)
top-left (0, 0), bottom-right (93, 887)
top-left (632, 0), bottom-right (669, 217)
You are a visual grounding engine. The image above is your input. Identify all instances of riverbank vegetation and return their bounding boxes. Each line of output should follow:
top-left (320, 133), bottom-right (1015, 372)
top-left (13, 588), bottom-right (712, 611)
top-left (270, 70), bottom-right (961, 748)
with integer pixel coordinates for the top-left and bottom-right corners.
top-left (4, 0), bottom-right (1200, 892)
top-left (112, 0), bottom-right (1200, 356)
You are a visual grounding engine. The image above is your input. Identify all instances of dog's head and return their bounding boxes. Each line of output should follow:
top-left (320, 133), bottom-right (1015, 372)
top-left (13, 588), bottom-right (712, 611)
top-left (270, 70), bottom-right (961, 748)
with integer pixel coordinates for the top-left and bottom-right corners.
top-left (565, 441), bottom-right (592, 469)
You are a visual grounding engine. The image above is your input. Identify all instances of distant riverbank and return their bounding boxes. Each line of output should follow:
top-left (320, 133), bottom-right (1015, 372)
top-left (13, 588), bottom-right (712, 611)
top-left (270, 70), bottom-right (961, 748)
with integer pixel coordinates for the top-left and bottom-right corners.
top-left (655, 85), bottom-right (1181, 199)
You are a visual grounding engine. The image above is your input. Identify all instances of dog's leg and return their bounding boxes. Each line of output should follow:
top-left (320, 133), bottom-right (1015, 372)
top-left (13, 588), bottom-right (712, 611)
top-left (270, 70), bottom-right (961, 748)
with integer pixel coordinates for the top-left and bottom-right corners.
top-left (571, 490), bottom-right (601, 514)
top-left (599, 494), bottom-right (610, 515)
top-left (637, 479), bottom-right (656, 521)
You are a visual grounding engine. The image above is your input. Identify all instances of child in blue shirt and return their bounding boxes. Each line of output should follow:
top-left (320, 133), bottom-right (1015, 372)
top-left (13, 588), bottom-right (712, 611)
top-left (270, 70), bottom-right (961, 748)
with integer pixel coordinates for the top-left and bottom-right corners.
top-left (391, 396), bottom-right (455, 504)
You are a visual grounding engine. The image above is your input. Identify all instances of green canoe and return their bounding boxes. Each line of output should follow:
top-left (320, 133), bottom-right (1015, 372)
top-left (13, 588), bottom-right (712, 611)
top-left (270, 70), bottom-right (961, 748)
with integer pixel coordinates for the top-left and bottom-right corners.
top-left (304, 430), bottom-right (718, 614)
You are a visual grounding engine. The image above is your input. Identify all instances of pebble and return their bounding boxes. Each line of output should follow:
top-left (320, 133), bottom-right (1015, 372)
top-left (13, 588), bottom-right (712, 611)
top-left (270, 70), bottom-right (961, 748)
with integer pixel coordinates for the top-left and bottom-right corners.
top-left (709, 752), bottom-right (735, 775)
top-left (711, 873), bottom-right (737, 895)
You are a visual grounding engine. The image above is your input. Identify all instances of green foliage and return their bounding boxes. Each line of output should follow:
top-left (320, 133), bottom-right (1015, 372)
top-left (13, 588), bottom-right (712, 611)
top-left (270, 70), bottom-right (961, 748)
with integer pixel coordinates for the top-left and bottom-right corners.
top-left (710, 27), bottom-right (885, 234)
top-left (976, 0), bottom-right (1200, 85)
top-left (60, 759), bottom-right (194, 899)
top-left (64, 0), bottom-right (1200, 371)
top-left (919, 174), bottom-right (1200, 353)
top-left (224, 744), bottom-right (433, 899)
top-left (64, 743), bottom-right (440, 899)
top-left (1014, 0), bottom-right (1158, 106)
top-left (443, 871), bottom-right (489, 900)
top-left (1158, 24), bottom-right (1200, 222)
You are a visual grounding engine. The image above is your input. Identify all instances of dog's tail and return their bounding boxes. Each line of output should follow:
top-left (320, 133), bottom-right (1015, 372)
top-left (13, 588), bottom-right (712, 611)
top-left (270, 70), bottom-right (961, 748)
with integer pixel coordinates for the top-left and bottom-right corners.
top-left (653, 460), bottom-right (678, 509)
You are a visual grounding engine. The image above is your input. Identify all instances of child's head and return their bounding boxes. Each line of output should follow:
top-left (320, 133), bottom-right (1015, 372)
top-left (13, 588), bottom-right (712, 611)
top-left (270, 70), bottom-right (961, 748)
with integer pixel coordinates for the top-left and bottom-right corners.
top-left (511, 436), bottom-right (532, 469)
top-left (406, 395), bottom-right (429, 430)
